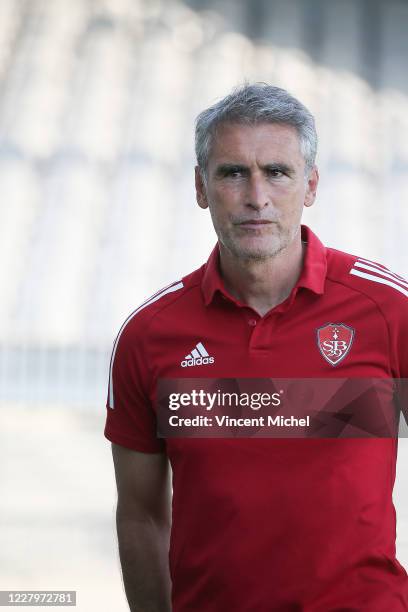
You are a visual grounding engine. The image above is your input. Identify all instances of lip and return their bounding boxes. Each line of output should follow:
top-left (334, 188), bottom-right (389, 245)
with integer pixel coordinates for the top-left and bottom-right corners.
top-left (239, 220), bottom-right (272, 224)
top-left (237, 220), bottom-right (273, 228)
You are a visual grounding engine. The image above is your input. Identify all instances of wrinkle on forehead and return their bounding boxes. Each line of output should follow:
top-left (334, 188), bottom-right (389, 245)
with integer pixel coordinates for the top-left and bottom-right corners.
top-left (208, 122), bottom-right (304, 173)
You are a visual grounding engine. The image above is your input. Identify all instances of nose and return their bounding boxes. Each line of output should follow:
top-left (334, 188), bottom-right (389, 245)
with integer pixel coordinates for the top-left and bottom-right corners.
top-left (245, 174), bottom-right (270, 210)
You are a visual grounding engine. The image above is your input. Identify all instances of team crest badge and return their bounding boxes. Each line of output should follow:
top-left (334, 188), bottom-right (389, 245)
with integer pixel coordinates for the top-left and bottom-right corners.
top-left (316, 323), bottom-right (355, 366)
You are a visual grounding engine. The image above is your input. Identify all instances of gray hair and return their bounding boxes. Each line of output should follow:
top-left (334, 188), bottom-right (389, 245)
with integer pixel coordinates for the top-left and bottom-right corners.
top-left (195, 82), bottom-right (317, 178)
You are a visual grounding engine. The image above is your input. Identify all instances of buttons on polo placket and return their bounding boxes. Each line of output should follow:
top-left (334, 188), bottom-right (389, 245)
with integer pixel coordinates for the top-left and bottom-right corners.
top-left (246, 314), bottom-right (263, 350)
top-left (247, 313), bottom-right (279, 351)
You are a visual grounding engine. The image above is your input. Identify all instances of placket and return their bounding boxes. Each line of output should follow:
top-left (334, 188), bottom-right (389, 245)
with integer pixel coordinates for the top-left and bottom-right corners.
top-left (241, 310), bottom-right (279, 352)
top-left (243, 293), bottom-right (298, 352)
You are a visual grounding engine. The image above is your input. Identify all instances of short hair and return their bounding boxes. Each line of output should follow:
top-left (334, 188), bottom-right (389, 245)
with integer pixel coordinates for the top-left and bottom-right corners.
top-left (195, 82), bottom-right (317, 178)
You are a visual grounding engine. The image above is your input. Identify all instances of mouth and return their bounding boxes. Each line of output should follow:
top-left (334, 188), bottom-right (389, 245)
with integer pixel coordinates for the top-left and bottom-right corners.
top-left (236, 220), bottom-right (273, 230)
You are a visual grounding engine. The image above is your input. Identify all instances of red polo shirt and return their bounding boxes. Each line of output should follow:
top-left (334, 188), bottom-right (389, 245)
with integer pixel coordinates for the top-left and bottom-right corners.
top-left (105, 226), bottom-right (408, 611)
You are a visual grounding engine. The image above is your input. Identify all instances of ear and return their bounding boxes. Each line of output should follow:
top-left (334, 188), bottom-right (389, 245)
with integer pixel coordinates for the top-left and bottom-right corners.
top-left (304, 165), bottom-right (319, 208)
top-left (195, 166), bottom-right (209, 210)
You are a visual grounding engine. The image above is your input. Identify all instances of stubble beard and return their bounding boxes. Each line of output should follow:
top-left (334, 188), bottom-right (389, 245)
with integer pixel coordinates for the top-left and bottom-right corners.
top-left (217, 224), bottom-right (292, 262)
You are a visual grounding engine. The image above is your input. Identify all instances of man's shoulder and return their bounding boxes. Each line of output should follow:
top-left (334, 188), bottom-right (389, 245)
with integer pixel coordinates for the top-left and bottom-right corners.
top-left (325, 246), bottom-right (408, 310)
top-left (113, 265), bottom-right (204, 342)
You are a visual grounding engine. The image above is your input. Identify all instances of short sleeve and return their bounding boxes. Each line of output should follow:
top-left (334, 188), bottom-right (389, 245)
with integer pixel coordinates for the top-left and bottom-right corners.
top-left (104, 319), bottom-right (165, 453)
top-left (392, 292), bottom-right (408, 424)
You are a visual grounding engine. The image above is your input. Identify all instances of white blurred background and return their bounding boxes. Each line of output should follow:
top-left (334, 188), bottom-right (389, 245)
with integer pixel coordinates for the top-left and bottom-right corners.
top-left (0, 0), bottom-right (407, 609)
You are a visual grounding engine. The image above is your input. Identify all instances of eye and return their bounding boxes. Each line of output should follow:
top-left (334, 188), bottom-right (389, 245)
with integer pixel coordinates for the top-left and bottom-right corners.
top-left (266, 168), bottom-right (284, 178)
top-left (225, 167), bottom-right (244, 178)
top-left (216, 165), bottom-right (247, 179)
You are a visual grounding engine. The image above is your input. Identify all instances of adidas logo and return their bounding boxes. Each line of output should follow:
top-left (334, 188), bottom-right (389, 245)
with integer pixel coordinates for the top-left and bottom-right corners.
top-left (181, 342), bottom-right (215, 368)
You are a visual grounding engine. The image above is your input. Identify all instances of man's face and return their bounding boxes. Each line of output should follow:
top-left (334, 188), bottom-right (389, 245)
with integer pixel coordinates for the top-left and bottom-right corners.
top-left (195, 122), bottom-right (319, 261)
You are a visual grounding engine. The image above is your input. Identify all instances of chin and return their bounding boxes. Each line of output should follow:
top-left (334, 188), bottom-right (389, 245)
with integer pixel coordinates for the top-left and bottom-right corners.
top-left (228, 239), bottom-right (285, 261)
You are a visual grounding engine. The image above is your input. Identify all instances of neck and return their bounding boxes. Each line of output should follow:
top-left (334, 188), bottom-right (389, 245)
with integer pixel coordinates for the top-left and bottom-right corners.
top-left (219, 235), bottom-right (305, 317)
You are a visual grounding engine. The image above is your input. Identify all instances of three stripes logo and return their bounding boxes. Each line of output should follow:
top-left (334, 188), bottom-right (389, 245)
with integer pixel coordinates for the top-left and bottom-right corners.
top-left (181, 342), bottom-right (215, 368)
top-left (350, 258), bottom-right (408, 298)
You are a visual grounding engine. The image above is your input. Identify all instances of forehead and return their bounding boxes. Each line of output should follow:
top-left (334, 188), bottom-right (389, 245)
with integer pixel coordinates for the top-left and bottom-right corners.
top-left (208, 122), bottom-right (303, 167)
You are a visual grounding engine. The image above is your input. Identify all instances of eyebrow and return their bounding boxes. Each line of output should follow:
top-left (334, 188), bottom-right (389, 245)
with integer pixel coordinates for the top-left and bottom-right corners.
top-left (214, 162), bottom-right (295, 176)
top-left (214, 163), bottom-right (246, 175)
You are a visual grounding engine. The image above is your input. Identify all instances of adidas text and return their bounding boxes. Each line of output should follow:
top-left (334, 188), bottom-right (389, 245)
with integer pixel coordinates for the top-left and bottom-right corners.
top-left (181, 356), bottom-right (215, 368)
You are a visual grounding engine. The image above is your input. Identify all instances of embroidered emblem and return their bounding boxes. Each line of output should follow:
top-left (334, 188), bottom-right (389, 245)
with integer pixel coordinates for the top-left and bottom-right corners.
top-left (316, 323), bottom-right (355, 366)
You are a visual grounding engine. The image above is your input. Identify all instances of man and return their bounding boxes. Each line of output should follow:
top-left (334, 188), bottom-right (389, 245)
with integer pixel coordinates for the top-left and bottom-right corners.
top-left (105, 83), bottom-right (408, 611)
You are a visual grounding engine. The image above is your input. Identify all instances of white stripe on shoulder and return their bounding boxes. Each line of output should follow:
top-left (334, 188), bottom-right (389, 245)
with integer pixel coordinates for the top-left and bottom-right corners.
top-left (350, 269), bottom-right (408, 298)
top-left (136, 279), bottom-right (185, 311)
top-left (354, 258), bottom-right (407, 284)
top-left (356, 256), bottom-right (389, 269)
top-left (108, 280), bottom-right (183, 408)
top-left (353, 261), bottom-right (408, 289)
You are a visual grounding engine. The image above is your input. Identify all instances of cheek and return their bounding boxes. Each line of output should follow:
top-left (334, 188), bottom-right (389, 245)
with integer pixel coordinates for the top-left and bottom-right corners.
top-left (208, 189), bottom-right (236, 216)
top-left (279, 186), bottom-right (307, 210)
top-left (208, 203), bottom-right (226, 229)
